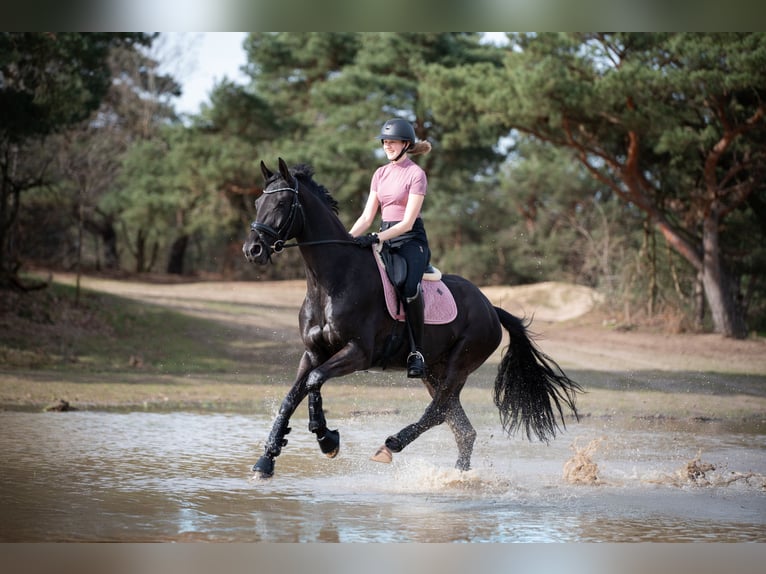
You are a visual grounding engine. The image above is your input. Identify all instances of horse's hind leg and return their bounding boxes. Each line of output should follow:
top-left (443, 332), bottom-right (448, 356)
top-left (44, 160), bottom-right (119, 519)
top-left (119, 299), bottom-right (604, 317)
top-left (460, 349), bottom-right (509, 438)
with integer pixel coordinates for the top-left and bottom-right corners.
top-left (377, 402), bottom-right (446, 459)
top-left (445, 399), bottom-right (476, 471)
top-left (376, 395), bottom-right (476, 471)
top-left (371, 352), bottom-right (478, 470)
top-left (372, 387), bottom-right (463, 465)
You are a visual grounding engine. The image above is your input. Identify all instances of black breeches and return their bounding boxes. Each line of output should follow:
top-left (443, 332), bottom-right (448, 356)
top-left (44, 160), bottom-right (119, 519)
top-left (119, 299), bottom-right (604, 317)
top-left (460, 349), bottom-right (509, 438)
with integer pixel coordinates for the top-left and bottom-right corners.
top-left (395, 241), bottom-right (429, 299)
top-left (381, 218), bottom-right (430, 300)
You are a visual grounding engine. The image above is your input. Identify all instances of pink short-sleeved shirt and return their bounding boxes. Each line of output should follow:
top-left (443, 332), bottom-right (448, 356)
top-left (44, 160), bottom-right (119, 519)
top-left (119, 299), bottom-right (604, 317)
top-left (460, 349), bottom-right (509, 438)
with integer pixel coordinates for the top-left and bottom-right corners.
top-left (371, 157), bottom-right (427, 221)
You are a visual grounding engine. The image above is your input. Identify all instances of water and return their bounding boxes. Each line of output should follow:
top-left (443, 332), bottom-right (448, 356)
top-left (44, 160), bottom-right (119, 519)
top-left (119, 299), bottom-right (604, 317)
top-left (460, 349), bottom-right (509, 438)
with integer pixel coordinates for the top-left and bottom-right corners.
top-left (1, 407), bottom-right (763, 542)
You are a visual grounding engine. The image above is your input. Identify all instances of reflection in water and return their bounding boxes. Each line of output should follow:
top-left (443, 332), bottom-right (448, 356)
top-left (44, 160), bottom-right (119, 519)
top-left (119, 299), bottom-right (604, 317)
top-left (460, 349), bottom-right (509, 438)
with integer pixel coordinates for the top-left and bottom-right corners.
top-left (0, 410), bottom-right (763, 542)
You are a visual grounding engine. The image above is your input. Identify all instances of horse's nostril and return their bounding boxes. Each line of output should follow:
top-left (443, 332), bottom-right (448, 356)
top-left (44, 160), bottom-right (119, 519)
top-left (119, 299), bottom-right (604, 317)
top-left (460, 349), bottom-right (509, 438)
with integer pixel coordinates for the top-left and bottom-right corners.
top-left (243, 242), bottom-right (263, 261)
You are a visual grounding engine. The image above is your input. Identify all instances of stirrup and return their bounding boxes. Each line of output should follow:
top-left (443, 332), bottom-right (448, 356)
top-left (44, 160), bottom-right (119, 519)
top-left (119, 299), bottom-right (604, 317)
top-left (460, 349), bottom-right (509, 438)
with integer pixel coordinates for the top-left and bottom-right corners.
top-left (407, 351), bottom-right (426, 378)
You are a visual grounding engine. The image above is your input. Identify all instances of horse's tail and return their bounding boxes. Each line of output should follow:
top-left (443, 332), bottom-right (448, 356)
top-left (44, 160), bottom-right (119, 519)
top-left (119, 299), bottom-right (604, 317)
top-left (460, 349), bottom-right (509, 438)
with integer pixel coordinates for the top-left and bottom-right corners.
top-left (492, 306), bottom-right (582, 443)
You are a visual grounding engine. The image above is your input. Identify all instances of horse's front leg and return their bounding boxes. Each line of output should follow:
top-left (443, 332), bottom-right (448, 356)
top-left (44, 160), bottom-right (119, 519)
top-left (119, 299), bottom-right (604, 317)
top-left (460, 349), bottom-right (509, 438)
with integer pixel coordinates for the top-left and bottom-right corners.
top-left (307, 389), bottom-right (340, 457)
top-left (252, 352), bottom-right (313, 479)
top-left (254, 341), bottom-right (369, 479)
top-left (304, 340), bottom-right (369, 459)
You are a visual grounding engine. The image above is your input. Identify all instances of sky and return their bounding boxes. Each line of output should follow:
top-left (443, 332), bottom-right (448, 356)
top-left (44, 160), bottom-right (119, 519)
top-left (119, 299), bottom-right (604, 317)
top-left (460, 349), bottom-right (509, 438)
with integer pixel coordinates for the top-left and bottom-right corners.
top-left (161, 32), bottom-right (250, 115)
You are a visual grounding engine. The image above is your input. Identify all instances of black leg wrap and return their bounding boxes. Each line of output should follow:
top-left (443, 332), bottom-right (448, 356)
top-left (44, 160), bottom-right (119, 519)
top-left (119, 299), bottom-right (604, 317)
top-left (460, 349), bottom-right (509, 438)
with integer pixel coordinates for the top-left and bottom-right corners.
top-left (307, 392), bottom-right (339, 457)
top-left (317, 428), bottom-right (340, 457)
top-left (385, 435), bottom-right (404, 453)
top-left (263, 427), bottom-right (290, 458)
top-left (253, 418), bottom-right (291, 478)
top-left (307, 391), bottom-right (327, 434)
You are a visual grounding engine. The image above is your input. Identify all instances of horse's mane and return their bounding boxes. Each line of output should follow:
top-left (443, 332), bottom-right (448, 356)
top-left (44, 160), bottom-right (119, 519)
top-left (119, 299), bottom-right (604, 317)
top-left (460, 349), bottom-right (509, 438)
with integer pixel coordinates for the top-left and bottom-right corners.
top-left (289, 164), bottom-right (340, 214)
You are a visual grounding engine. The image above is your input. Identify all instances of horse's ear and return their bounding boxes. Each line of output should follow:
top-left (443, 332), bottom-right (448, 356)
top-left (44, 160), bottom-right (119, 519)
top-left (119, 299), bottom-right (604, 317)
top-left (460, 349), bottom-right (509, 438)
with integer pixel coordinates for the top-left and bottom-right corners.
top-left (260, 161), bottom-right (273, 182)
top-left (278, 157), bottom-right (295, 187)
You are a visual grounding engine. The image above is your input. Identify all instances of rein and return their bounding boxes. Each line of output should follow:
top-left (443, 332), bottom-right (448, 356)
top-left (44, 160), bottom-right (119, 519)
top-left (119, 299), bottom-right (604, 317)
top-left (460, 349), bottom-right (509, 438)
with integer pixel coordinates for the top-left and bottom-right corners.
top-left (250, 183), bottom-right (355, 255)
top-left (247, 226), bottom-right (355, 253)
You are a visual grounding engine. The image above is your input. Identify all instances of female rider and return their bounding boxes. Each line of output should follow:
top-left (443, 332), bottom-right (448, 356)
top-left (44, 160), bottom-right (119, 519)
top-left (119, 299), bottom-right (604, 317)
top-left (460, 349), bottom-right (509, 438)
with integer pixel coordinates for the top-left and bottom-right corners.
top-left (348, 118), bottom-right (432, 378)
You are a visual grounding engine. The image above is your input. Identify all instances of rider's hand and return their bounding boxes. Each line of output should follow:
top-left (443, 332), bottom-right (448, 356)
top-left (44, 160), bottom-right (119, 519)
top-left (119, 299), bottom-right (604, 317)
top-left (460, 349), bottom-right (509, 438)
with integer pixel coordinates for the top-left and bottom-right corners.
top-left (353, 233), bottom-right (379, 248)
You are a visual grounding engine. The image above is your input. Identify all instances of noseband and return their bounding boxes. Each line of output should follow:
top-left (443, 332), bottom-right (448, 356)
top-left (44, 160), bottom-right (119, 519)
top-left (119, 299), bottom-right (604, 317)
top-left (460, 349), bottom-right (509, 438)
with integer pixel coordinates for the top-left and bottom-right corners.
top-left (250, 184), bottom-right (303, 254)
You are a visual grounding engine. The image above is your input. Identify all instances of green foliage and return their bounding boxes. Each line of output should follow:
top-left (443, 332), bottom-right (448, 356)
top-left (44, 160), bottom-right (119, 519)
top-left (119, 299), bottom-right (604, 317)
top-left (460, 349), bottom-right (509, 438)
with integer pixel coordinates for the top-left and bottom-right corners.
top-left (108, 125), bottom-right (248, 273)
top-left (493, 142), bottom-right (642, 288)
top-left (0, 33), bottom-right (155, 280)
top-left (423, 32), bottom-right (765, 335)
top-left (0, 33), bottom-right (152, 142)
top-left (238, 33), bottom-right (504, 215)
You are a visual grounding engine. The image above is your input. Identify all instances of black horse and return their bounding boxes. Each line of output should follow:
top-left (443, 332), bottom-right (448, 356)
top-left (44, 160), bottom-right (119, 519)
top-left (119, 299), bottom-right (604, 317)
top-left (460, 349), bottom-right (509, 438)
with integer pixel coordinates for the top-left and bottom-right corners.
top-left (243, 158), bottom-right (581, 479)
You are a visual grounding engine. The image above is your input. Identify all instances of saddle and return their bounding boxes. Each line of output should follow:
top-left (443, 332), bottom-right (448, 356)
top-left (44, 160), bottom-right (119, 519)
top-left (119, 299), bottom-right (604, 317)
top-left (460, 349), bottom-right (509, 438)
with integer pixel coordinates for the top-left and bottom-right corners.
top-left (373, 244), bottom-right (457, 325)
top-left (379, 243), bottom-right (442, 287)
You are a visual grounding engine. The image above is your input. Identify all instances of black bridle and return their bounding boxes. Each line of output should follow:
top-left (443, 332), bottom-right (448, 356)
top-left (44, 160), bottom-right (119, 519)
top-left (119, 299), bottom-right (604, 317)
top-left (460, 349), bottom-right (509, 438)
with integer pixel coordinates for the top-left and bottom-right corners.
top-left (250, 184), bottom-right (304, 254)
top-left (250, 182), bottom-right (354, 256)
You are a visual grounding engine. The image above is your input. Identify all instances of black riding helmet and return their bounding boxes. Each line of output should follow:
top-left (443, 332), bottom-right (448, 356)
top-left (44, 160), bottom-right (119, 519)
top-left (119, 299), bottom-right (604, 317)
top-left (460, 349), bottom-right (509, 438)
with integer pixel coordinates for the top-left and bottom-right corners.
top-left (378, 118), bottom-right (416, 161)
top-left (379, 118), bottom-right (416, 143)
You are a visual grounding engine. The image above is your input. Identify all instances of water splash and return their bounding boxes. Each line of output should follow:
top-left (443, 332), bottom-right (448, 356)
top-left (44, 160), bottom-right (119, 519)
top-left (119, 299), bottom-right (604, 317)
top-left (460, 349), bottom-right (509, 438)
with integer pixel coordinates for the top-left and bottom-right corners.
top-left (645, 451), bottom-right (766, 489)
top-left (384, 458), bottom-right (515, 496)
top-left (563, 437), bottom-right (606, 485)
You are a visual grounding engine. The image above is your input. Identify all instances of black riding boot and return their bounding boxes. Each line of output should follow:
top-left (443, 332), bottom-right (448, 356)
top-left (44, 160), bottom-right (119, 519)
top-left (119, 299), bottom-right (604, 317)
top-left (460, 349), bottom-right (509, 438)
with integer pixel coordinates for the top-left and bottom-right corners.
top-left (405, 285), bottom-right (426, 378)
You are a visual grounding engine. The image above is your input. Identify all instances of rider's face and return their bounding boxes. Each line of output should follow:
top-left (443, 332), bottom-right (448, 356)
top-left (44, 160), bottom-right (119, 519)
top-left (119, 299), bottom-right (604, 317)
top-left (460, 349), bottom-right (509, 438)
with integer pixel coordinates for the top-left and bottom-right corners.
top-left (382, 139), bottom-right (408, 160)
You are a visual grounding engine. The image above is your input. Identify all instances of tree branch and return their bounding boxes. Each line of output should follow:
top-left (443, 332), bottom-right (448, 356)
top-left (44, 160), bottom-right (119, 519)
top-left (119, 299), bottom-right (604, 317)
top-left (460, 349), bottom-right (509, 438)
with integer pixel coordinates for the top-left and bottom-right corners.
top-left (704, 100), bottom-right (765, 200)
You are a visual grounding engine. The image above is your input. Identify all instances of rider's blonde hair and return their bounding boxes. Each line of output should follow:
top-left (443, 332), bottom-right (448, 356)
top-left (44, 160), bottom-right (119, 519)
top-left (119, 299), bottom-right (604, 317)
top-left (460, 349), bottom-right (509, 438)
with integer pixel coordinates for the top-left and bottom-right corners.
top-left (408, 141), bottom-right (432, 156)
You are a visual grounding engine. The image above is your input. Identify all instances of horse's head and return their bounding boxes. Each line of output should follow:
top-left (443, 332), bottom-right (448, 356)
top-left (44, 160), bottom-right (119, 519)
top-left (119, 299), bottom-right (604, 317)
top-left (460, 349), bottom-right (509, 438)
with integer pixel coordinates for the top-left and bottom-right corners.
top-left (243, 158), bottom-right (303, 264)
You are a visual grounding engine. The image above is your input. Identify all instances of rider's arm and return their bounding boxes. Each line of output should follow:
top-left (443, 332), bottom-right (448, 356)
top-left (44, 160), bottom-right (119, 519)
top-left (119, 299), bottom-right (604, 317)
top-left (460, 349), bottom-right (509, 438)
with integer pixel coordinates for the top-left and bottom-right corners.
top-left (348, 190), bottom-right (380, 237)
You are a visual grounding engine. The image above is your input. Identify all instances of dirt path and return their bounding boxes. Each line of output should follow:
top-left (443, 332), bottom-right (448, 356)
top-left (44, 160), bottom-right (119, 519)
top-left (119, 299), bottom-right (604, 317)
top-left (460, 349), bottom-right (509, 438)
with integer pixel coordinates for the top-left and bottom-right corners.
top-left (52, 273), bottom-right (766, 375)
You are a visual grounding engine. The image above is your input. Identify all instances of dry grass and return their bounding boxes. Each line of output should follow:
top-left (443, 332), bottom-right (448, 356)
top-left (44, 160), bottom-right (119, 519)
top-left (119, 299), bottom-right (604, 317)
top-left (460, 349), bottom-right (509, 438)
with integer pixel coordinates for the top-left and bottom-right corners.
top-left (2, 272), bottom-right (765, 412)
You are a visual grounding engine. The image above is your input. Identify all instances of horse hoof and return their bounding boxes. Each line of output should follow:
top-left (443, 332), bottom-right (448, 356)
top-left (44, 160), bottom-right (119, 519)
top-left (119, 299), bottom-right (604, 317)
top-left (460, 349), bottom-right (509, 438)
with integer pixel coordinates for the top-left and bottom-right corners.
top-left (370, 445), bottom-right (393, 464)
top-left (252, 455), bottom-right (274, 479)
top-left (317, 429), bottom-right (340, 458)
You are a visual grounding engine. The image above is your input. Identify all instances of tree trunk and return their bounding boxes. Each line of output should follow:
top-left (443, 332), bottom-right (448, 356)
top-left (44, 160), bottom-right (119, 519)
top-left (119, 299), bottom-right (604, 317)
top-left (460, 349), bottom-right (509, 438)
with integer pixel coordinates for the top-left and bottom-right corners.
top-left (100, 221), bottom-right (120, 270)
top-left (701, 214), bottom-right (748, 338)
top-left (134, 229), bottom-right (147, 273)
top-left (0, 147), bottom-right (22, 281)
top-left (0, 186), bottom-right (10, 280)
top-left (166, 234), bottom-right (189, 275)
top-left (84, 216), bottom-right (120, 270)
top-left (643, 219), bottom-right (657, 317)
top-left (693, 270), bottom-right (705, 330)
top-left (656, 215), bottom-right (748, 338)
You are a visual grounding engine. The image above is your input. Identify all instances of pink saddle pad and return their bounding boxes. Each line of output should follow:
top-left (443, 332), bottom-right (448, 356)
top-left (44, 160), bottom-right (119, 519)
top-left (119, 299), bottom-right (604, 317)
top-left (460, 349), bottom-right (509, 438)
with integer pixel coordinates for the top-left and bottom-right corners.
top-left (373, 248), bottom-right (457, 324)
